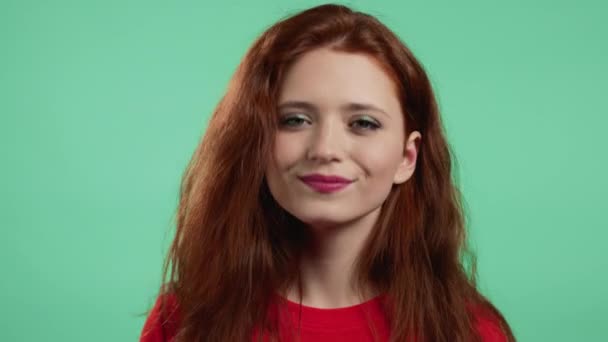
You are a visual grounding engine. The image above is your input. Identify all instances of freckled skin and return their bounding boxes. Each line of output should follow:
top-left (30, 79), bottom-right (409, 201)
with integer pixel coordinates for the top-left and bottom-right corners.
top-left (265, 47), bottom-right (421, 229)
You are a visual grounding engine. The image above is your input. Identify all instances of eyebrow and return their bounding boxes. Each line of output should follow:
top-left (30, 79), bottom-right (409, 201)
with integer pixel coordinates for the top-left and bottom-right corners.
top-left (277, 100), bottom-right (391, 118)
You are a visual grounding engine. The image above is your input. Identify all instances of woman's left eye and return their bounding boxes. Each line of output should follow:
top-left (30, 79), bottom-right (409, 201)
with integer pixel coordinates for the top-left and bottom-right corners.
top-left (350, 118), bottom-right (381, 131)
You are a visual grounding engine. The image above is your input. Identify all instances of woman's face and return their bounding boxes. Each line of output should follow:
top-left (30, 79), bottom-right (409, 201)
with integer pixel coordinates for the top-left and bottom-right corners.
top-left (265, 47), bottom-right (420, 229)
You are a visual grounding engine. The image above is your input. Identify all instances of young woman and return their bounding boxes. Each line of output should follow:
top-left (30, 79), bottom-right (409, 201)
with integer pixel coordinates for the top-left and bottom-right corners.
top-left (140, 4), bottom-right (515, 342)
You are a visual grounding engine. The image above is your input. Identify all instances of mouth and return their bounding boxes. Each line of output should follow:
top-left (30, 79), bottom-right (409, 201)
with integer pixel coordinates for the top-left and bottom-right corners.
top-left (298, 174), bottom-right (354, 194)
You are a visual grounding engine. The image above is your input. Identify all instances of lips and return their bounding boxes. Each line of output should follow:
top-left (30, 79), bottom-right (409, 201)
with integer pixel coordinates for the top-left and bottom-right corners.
top-left (298, 174), bottom-right (354, 194)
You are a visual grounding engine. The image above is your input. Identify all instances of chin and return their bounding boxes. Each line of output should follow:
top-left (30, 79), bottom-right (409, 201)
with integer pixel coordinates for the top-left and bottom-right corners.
top-left (300, 216), bottom-right (343, 228)
top-left (290, 210), bottom-right (360, 229)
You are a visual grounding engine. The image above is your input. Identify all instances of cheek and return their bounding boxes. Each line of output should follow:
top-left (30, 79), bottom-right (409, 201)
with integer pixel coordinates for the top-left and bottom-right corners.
top-left (265, 133), bottom-right (302, 195)
top-left (357, 139), bottom-right (403, 178)
top-left (265, 133), bottom-right (306, 218)
top-left (272, 132), bottom-right (304, 170)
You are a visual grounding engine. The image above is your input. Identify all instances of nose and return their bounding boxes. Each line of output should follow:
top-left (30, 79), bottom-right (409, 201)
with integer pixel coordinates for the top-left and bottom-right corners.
top-left (306, 118), bottom-right (343, 163)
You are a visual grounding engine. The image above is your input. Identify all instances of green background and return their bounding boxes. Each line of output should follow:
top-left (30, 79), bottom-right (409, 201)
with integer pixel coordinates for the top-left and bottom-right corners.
top-left (2, 0), bottom-right (606, 341)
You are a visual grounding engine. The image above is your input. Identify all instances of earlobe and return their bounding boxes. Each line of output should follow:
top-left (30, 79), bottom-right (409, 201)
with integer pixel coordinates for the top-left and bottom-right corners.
top-left (393, 131), bottom-right (421, 184)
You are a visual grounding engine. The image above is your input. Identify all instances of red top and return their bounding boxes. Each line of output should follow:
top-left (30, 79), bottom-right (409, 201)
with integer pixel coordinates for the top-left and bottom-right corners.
top-left (140, 294), bottom-right (507, 341)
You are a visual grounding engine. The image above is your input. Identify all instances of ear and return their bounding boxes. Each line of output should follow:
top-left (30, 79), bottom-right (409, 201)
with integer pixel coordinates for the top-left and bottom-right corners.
top-left (393, 131), bottom-right (421, 184)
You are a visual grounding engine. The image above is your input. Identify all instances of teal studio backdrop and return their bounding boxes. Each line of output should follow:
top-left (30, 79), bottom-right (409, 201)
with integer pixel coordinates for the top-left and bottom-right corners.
top-left (1, 0), bottom-right (607, 341)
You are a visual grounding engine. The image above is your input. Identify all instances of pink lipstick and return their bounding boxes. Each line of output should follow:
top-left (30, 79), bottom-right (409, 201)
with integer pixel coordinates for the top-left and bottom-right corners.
top-left (298, 174), bottom-right (354, 194)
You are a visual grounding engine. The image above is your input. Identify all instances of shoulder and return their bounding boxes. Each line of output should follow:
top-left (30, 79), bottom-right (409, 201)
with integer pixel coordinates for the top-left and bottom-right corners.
top-left (140, 293), bottom-right (180, 342)
top-left (468, 303), bottom-right (510, 342)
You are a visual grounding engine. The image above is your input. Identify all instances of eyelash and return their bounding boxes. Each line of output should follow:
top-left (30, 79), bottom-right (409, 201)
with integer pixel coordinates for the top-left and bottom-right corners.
top-left (279, 115), bottom-right (381, 131)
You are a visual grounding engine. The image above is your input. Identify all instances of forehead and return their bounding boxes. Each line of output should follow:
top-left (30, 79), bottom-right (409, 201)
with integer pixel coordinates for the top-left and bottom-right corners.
top-left (278, 48), bottom-right (402, 116)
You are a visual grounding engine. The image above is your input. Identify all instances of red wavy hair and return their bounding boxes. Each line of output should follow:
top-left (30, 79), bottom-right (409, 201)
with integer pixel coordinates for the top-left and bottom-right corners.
top-left (151, 4), bottom-right (515, 341)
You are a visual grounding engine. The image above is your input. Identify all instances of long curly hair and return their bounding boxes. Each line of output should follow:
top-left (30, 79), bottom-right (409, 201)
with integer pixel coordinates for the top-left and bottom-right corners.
top-left (153, 3), bottom-right (515, 341)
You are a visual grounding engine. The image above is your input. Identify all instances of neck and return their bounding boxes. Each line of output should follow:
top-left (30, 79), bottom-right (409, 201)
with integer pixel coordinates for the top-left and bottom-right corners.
top-left (284, 206), bottom-right (382, 308)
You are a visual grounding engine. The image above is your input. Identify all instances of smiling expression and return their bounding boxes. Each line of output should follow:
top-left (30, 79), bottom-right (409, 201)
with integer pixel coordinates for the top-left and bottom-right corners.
top-left (265, 47), bottom-right (421, 229)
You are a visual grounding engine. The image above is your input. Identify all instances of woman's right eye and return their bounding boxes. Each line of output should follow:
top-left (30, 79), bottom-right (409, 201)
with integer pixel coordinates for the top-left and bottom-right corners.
top-left (279, 115), bottom-right (309, 128)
